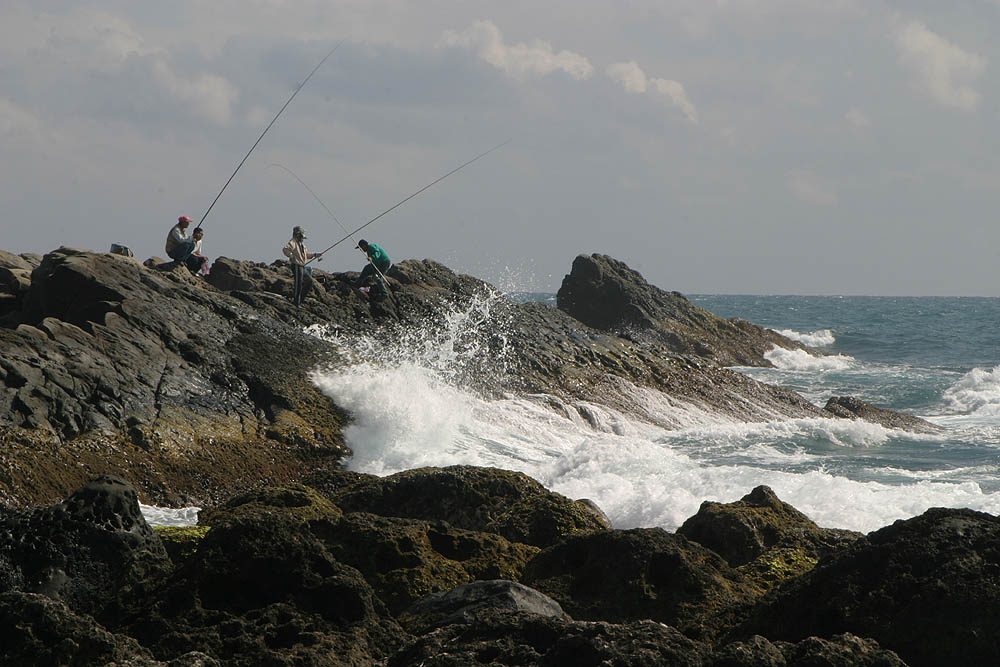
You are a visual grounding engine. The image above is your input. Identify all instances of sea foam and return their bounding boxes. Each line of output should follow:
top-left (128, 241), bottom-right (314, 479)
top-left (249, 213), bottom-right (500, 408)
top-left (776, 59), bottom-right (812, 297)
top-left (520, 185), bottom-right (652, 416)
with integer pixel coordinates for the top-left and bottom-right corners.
top-left (775, 328), bottom-right (836, 347)
top-left (942, 365), bottom-right (1000, 416)
top-left (764, 346), bottom-right (854, 371)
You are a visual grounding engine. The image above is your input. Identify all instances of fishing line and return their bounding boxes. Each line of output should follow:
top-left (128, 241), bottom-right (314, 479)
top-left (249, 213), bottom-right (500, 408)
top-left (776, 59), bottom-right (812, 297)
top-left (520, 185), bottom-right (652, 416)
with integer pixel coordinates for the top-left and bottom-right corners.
top-left (196, 40), bottom-right (343, 230)
top-left (309, 139), bottom-right (511, 260)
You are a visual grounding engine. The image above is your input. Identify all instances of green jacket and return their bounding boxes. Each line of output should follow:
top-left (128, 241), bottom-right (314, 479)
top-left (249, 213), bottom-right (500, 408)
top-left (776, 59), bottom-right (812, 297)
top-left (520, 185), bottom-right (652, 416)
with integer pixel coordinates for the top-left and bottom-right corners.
top-left (366, 242), bottom-right (391, 271)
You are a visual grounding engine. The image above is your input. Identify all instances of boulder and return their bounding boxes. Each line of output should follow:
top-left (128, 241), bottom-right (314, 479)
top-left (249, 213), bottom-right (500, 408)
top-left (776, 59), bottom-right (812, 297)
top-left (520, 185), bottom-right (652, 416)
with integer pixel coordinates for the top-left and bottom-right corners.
top-left (400, 579), bottom-right (568, 633)
top-left (197, 483), bottom-right (343, 526)
top-left (522, 527), bottom-right (761, 641)
top-left (0, 475), bottom-right (172, 624)
top-left (736, 507), bottom-right (1000, 667)
top-left (309, 512), bottom-right (540, 614)
top-left (709, 633), bottom-right (906, 667)
top-left (389, 610), bottom-right (710, 667)
top-left (556, 254), bottom-right (805, 366)
top-left (823, 396), bottom-right (942, 434)
top-left (677, 486), bottom-right (862, 577)
top-left (124, 514), bottom-right (404, 665)
top-left (305, 465), bottom-right (609, 548)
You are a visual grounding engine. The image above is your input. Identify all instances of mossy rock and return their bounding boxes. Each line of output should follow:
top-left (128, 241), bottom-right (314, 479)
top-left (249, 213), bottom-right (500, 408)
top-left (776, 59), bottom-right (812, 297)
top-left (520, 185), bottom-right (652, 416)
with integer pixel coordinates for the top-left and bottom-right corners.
top-left (198, 483), bottom-right (343, 526)
top-left (738, 545), bottom-right (819, 589)
top-left (153, 525), bottom-right (211, 564)
top-left (310, 513), bottom-right (540, 615)
top-left (305, 466), bottom-right (608, 548)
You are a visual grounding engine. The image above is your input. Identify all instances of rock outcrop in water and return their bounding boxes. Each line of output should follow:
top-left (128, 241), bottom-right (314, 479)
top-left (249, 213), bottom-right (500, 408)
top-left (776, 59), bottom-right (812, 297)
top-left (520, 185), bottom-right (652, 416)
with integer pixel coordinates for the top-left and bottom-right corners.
top-left (3, 472), bottom-right (965, 665)
top-left (0, 245), bottom-right (912, 508)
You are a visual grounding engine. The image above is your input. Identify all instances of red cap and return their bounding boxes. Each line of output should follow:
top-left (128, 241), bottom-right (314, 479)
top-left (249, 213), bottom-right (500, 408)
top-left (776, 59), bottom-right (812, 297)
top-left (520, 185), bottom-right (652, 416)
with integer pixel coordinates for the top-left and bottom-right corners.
top-left (178, 215), bottom-right (193, 224)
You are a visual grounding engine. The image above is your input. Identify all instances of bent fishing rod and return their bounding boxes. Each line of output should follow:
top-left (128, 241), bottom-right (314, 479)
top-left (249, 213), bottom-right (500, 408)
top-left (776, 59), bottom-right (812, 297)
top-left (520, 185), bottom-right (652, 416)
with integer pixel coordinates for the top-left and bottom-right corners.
top-left (195, 40), bottom-right (343, 231)
top-left (267, 162), bottom-right (391, 287)
top-left (307, 139), bottom-right (511, 262)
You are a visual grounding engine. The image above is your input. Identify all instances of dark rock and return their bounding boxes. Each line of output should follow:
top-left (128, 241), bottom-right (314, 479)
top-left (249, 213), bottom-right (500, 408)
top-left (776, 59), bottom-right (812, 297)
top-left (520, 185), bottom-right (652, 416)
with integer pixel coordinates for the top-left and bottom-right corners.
top-left (389, 610), bottom-right (710, 667)
top-left (124, 514), bottom-right (404, 665)
top-left (400, 579), bottom-right (568, 633)
top-left (677, 486), bottom-right (862, 579)
top-left (556, 254), bottom-right (805, 366)
top-left (736, 507), bottom-right (1000, 667)
top-left (823, 396), bottom-right (942, 434)
top-left (306, 465), bottom-right (609, 548)
top-left (0, 591), bottom-right (155, 666)
top-left (522, 527), bottom-right (761, 641)
top-left (197, 483), bottom-right (343, 526)
top-left (709, 633), bottom-right (906, 667)
top-left (0, 475), bottom-right (172, 624)
top-left (309, 512), bottom-right (540, 615)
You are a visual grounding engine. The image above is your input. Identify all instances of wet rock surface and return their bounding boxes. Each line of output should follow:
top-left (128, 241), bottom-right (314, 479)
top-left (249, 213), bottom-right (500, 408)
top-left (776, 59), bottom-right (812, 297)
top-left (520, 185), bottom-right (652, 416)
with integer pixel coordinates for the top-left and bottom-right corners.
top-left (824, 396), bottom-right (943, 434)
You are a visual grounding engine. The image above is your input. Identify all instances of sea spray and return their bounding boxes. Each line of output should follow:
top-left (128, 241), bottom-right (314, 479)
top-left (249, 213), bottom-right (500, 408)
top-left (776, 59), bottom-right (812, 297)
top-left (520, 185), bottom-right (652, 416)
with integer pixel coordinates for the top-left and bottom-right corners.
top-left (308, 290), bottom-right (1000, 534)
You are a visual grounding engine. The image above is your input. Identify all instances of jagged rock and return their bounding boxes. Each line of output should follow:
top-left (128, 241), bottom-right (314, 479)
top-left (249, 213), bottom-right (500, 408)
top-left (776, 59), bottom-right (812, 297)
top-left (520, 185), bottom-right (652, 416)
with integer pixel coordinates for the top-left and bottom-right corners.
top-left (736, 507), bottom-right (1000, 667)
top-left (389, 610), bottom-right (711, 667)
top-left (522, 527), bottom-right (761, 641)
top-left (709, 633), bottom-right (906, 667)
top-left (305, 465), bottom-right (609, 548)
top-left (0, 475), bottom-right (172, 625)
top-left (309, 512), bottom-right (540, 615)
top-left (197, 483), bottom-right (343, 526)
top-left (400, 579), bottom-right (568, 633)
top-left (124, 514), bottom-right (404, 666)
top-left (0, 591), bottom-right (156, 666)
top-left (556, 254), bottom-right (805, 366)
top-left (677, 486), bottom-right (862, 578)
top-left (153, 526), bottom-right (211, 566)
top-left (824, 396), bottom-right (942, 434)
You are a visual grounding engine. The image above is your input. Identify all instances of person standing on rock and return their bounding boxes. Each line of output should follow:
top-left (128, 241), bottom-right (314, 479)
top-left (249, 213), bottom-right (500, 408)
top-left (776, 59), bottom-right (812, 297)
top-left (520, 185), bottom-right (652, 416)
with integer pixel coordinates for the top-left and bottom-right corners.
top-left (283, 226), bottom-right (322, 305)
top-left (357, 239), bottom-right (391, 295)
top-left (165, 216), bottom-right (196, 267)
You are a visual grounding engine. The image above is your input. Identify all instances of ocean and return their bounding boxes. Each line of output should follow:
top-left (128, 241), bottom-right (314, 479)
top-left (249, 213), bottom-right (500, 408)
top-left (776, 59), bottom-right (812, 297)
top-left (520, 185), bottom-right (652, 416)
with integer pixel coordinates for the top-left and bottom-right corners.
top-left (144, 293), bottom-right (1000, 534)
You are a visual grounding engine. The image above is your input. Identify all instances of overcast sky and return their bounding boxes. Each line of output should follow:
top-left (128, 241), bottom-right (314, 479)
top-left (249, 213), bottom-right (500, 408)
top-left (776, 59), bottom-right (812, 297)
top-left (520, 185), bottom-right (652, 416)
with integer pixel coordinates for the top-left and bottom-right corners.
top-left (2, 1), bottom-right (999, 295)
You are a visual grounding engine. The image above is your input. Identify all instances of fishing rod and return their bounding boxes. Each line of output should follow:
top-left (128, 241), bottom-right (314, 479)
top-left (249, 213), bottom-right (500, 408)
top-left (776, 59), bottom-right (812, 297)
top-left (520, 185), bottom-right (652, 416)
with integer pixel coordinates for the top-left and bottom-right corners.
top-left (267, 162), bottom-right (391, 287)
top-left (308, 139), bottom-right (511, 261)
top-left (195, 40), bottom-right (343, 230)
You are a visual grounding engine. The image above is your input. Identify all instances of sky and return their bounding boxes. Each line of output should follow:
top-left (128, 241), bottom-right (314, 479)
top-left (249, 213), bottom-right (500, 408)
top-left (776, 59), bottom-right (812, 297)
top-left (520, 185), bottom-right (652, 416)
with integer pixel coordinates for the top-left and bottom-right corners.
top-left (2, 1), bottom-right (1000, 295)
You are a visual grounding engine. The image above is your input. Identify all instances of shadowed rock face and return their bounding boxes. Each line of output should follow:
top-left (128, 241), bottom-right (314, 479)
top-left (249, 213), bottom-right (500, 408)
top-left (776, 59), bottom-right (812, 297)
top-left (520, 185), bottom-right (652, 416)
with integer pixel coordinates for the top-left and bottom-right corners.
top-left (557, 254), bottom-right (804, 367)
top-left (0, 475), bottom-right (171, 624)
top-left (736, 507), bottom-right (1000, 667)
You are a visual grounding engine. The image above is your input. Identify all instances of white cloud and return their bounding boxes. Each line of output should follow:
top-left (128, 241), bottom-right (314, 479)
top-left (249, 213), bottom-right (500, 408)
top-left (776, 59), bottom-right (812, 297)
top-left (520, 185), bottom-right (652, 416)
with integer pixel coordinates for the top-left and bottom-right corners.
top-left (152, 60), bottom-right (240, 125)
top-left (0, 99), bottom-right (42, 139)
top-left (845, 107), bottom-right (871, 127)
top-left (787, 170), bottom-right (838, 206)
top-left (441, 20), bottom-right (593, 81)
top-left (892, 17), bottom-right (986, 111)
top-left (607, 61), bottom-right (699, 123)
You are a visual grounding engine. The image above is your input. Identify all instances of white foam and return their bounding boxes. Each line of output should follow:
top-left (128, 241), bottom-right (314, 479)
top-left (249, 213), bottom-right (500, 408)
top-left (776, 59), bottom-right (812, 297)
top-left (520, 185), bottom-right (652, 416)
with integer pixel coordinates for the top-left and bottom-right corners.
top-left (140, 504), bottom-right (200, 527)
top-left (942, 365), bottom-right (1000, 416)
top-left (765, 346), bottom-right (855, 371)
top-left (775, 328), bottom-right (836, 347)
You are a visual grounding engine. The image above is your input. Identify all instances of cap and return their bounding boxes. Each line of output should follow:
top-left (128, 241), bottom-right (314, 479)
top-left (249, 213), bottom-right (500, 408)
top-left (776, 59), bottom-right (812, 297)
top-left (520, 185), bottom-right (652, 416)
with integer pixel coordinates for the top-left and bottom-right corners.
top-left (178, 215), bottom-right (193, 224)
top-left (293, 226), bottom-right (306, 238)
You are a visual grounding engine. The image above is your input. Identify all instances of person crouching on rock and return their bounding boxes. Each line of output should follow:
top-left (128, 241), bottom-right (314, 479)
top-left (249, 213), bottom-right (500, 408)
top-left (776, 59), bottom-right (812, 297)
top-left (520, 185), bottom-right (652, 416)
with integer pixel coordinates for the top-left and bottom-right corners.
top-left (187, 228), bottom-right (209, 276)
top-left (357, 239), bottom-right (391, 295)
top-left (283, 226), bottom-right (322, 305)
top-left (165, 216), bottom-right (196, 267)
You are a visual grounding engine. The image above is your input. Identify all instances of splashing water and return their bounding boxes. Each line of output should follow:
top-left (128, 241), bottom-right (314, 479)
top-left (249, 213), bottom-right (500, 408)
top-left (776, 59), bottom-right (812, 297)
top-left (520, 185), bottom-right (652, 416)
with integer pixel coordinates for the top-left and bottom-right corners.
top-left (309, 291), bottom-right (1000, 534)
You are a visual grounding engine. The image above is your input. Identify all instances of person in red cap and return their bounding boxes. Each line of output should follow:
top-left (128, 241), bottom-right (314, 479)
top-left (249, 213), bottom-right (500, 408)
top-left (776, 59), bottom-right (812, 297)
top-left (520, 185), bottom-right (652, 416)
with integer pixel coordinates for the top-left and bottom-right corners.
top-left (165, 216), bottom-right (196, 268)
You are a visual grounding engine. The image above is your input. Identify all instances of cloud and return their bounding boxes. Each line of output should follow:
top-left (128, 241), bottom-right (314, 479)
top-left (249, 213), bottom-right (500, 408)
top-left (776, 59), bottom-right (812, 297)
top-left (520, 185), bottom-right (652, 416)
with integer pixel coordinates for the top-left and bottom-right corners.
top-left (845, 107), bottom-right (871, 127)
top-left (892, 17), bottom-right (986, 111)
top-left (787, 170), bottom-right (838, 205)
top-left (607, 61), bottom-right (699, 123)
top-left (441, 20), bottom-right (593, 81)
top-left (152, 60), bottom-right (240, 125)
top-left (0, 98), bottom-right (42, 139)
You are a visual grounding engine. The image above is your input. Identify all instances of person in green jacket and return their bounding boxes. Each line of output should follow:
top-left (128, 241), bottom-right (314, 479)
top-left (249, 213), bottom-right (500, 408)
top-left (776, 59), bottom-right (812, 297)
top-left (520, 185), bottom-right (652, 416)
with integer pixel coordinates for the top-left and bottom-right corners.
top-left (357, 239), bottom-right (391, 294)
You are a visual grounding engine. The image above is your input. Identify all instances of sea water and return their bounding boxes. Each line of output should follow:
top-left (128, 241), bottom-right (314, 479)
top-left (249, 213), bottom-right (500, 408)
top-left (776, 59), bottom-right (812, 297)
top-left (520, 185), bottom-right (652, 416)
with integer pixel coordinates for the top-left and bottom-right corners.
top-left (145, 293), bottom-right (1000, 534)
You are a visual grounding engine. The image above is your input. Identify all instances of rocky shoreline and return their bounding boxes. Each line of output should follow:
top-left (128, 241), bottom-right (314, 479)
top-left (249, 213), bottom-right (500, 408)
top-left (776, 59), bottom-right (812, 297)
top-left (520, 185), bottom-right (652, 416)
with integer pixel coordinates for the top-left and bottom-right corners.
top-left (0, 246), bottom-right (970, 665)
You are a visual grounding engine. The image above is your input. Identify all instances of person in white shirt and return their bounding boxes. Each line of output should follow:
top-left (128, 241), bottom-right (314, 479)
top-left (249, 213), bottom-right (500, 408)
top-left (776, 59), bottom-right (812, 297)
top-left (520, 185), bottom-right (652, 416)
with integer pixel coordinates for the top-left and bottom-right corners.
top-left (165, 216), bottom-right (196, 266)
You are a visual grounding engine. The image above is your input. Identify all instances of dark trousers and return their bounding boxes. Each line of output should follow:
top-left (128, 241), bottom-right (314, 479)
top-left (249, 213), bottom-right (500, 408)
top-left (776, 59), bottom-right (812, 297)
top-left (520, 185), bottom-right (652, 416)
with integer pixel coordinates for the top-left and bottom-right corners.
top-left (167, 240), bottom-right (195, 264)
top-left (360, 263), bottom-right (390, 294)
top-left (291, 263), bottom-right (312, 305)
